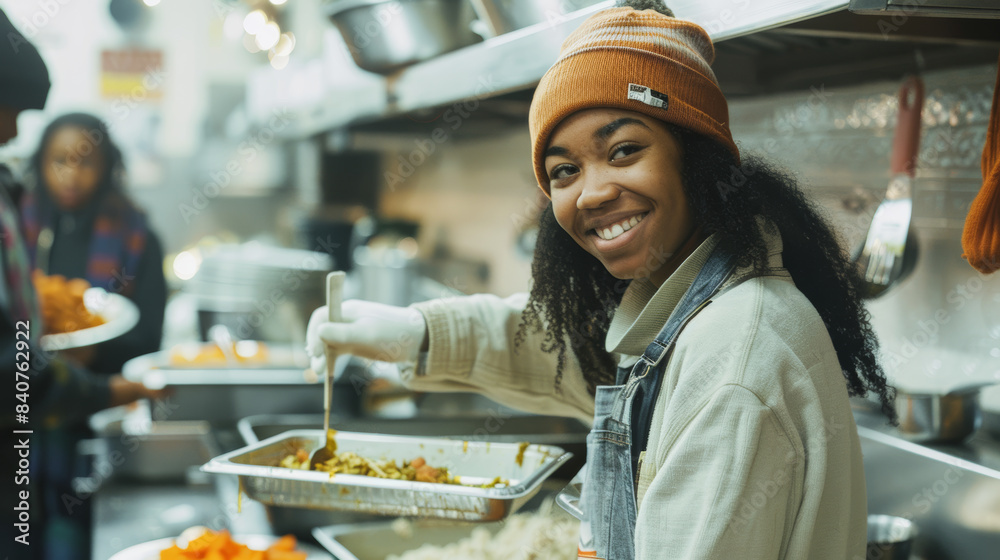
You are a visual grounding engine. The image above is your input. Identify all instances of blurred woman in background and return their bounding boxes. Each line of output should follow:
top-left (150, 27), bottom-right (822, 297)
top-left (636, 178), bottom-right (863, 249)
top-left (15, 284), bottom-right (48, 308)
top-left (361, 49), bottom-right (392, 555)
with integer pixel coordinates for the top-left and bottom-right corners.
top-left (21, 112), bottom-right (167, 373)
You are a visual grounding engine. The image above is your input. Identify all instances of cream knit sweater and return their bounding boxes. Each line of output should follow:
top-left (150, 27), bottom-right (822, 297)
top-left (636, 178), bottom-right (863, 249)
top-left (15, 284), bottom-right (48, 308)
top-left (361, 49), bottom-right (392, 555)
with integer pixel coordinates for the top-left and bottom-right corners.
top-left (404, 230), bottom-right (867, 559)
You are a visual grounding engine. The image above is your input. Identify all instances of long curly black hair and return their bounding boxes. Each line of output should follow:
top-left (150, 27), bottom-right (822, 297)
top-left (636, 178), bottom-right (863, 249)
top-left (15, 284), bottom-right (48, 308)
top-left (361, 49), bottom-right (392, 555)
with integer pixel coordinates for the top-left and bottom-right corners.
top-left (515, 125), bottom-right (897, 423)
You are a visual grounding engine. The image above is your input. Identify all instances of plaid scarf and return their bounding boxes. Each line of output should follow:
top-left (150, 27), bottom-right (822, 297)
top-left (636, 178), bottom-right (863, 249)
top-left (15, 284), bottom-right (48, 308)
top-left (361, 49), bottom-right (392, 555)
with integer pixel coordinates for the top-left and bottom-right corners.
top-left (0, 187), bottom-right (39, 326)
top-left (20, 190), bottom-right (148, 297)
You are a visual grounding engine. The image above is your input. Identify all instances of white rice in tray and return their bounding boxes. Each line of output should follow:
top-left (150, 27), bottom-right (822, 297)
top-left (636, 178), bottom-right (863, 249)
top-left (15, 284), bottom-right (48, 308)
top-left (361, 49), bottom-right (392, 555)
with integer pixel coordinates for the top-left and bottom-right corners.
top-left (388, 500), bottom-right (580, 560)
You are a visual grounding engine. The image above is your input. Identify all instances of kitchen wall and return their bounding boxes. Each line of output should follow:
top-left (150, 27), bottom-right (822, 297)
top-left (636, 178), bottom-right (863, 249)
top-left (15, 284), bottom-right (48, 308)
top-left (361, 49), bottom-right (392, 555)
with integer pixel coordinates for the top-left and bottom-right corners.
top-left (728, 62), bottom-right (1000, 394)
top-left (376, 60), bottom-right (1000, 393)
top-left (374, 126), bottom-right (540, 297)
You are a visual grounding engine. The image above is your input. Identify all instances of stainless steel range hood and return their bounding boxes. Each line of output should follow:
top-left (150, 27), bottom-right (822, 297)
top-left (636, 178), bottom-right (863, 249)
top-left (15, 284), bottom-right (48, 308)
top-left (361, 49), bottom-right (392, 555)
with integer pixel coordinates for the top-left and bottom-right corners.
top-left (850, 0), bottom-right (1000, 19)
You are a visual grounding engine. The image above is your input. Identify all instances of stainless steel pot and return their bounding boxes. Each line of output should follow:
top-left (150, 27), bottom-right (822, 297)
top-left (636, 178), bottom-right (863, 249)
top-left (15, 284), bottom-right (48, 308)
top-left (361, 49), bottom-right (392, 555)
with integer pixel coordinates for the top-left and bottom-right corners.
top-left (894, 381), bottom-right (998, 444)
top-left (866, 515), bottom-right (918, 560)
top-left (185, 243), bottom-right (333, 344)
top-left (352, 245), bottom-right (418, 306)
top-left (325, 0), bottom-right (481, 74)
top-left (982, 384), bottom-right (1000, 440)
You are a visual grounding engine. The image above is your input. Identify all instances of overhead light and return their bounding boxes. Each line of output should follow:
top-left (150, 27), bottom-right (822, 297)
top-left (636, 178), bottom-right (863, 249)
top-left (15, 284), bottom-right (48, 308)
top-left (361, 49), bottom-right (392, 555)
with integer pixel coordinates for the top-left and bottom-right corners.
top-left (172, 250), bottom-right (202, 281)
top-left (243, 9), bottom-right (266, 35)
top-left (270, 54), bottom-right (290, 70)
top-left (143, 0), bottom-right (161, 6)
top-left (223, 11), bottom-right (244, 41)
top-left (255, 21), bottom-right (280, 50)
top-left (270, 0), bottom-right (288, 5)
top-left (243, 33), bottom-right (261, 53)
top-left (273, 32), bottom-right (295, 56)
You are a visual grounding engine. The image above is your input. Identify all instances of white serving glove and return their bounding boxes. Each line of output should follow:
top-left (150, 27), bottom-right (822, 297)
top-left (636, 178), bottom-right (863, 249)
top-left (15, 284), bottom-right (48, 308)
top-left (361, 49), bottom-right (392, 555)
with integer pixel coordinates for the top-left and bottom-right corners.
top-left (305, 299), bottom-right (428, 377)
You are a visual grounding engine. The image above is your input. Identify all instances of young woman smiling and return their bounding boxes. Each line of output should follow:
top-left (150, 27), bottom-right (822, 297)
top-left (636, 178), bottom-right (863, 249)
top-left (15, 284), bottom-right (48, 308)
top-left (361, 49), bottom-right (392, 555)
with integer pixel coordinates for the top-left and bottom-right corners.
top-left (307, 1), bottom-right (895, 558)
top-left (546, 110), bottom-right (696, 286)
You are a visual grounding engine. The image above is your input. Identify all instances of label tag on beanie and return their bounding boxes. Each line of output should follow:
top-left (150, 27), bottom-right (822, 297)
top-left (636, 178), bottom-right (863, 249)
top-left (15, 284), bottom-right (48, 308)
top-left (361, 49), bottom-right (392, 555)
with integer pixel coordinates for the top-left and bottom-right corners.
top-left (628, 83), bottom-right (668, 110)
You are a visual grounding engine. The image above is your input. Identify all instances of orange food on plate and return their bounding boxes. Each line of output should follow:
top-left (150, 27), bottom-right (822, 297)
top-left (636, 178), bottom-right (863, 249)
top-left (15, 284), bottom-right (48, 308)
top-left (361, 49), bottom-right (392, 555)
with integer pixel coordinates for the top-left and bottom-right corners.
top-left (168, 341), bottom-right (270, 367)
top-left (32, 271), bottom-right (105, 335)
top-left (159, 529), bottom-right (306, 560)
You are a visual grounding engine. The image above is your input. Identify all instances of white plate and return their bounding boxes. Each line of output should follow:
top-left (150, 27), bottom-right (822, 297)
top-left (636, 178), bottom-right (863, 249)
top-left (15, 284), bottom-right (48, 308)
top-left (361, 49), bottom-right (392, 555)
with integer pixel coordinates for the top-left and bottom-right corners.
top-left (40, 287), bottom-right (140, 351)
top-left (107, 534), bottom-right (331, 560)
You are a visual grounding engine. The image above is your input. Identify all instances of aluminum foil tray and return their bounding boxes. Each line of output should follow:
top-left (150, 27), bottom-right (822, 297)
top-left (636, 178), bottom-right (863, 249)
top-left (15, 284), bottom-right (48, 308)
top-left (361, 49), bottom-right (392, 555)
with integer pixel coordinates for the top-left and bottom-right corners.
top-left (121, 346), bottom-right (351, 423)
top-left (310, 481), bottom-right (571, 560)
top-left (122, 344), bottom-right (323, 385)
top-left (313, 520), bottom-right (502, 560)
top-left (201, 429), bottom-right (572, 522)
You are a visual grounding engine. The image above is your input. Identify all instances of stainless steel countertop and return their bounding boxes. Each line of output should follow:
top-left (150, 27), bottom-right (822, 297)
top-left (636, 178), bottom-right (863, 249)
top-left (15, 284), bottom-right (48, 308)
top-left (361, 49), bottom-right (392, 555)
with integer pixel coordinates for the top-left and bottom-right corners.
top-left (93, 475), bottom-right (276, 559)
top-left (93, 481), bottom-right (220, 559)
top-left (854, 407), bottom-right (1000, 480)
top-left (92, 410), bottom-right (1000, 559)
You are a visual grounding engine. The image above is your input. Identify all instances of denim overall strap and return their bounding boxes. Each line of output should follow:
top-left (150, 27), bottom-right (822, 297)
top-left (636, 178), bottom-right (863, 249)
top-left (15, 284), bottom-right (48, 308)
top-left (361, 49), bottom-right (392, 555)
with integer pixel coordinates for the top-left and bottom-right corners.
top-left (621, 246), bottom-right (739, 477)
top-left (579, 246), bottom-right (738, 560)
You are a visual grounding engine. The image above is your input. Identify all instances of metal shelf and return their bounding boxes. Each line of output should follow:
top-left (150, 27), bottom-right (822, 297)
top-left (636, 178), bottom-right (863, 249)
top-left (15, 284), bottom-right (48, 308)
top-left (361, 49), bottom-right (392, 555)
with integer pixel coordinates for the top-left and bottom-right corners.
top-left (253, 0), bottom-right (851, 137)
top-left (392, 0), bottom-right (851, 115)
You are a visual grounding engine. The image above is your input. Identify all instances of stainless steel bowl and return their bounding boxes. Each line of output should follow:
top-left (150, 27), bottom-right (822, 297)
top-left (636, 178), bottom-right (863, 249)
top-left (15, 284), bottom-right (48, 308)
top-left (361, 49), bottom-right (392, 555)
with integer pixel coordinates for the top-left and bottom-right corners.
top-left (469, 0), bottom-right (604, 37)
top-left (894, 386), bottom-right (985, 444)
top-left (325, 0), bottom-right (481, 74)
top-left (866, 515), bottom-right (918, 560)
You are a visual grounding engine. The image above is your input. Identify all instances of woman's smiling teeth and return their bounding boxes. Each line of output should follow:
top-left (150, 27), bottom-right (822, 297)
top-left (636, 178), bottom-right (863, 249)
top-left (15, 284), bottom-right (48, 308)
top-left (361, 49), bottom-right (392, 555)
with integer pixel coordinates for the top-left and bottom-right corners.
top-left (594, 213), bottom-right (646, 241)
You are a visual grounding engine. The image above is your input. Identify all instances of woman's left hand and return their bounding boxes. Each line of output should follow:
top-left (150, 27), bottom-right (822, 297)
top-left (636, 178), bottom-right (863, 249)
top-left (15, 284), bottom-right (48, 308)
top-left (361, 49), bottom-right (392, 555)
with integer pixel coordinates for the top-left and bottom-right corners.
top-left (108, 375), bottom-right (171, 408)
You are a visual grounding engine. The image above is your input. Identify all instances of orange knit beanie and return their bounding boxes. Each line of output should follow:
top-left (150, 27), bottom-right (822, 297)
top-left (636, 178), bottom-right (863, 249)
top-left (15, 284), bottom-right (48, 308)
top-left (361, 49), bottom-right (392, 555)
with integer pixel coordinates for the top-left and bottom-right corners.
top-left (961, 53), bottom-right (1000, 274)
top-left (528, 2), bottom-right (739, 195)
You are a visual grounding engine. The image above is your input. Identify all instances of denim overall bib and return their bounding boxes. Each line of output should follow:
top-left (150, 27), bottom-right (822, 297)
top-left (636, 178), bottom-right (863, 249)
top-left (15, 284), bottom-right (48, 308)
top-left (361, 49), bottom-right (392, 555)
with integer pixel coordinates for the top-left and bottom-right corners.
top-left (571, 246), bottom-right (743, 560)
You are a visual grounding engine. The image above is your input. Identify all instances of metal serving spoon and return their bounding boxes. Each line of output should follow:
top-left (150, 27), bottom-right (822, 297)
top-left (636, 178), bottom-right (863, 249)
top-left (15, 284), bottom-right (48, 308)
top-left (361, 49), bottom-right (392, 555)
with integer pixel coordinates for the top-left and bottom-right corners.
top-left (309, 271), bottom-right (345, 469)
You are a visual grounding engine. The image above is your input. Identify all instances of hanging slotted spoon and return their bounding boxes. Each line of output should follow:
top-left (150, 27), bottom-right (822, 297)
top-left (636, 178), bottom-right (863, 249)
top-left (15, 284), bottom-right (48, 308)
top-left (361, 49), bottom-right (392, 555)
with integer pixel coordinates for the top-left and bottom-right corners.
top-left (856, 75), bottom-right (924, 298)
